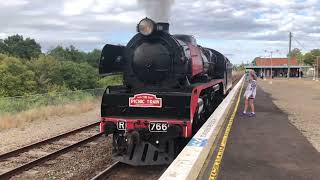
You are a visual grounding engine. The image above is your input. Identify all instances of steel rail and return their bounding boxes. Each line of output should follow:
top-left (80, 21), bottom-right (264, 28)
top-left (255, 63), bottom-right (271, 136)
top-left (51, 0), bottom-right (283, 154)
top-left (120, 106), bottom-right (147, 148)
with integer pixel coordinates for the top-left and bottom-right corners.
top-left (90, 161), bottom-right (122, 180)
top-left (0, 122), bottom-right (101, 179)
top-left (0, 133), bottom-right (102, 179)
top-left (0, 122), bottom-right (99, 160)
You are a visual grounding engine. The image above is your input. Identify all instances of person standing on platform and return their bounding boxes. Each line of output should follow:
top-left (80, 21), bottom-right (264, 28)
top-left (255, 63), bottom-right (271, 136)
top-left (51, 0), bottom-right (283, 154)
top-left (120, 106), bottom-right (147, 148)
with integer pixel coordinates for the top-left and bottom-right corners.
top-left (242, 70), bottom-right (257, 117)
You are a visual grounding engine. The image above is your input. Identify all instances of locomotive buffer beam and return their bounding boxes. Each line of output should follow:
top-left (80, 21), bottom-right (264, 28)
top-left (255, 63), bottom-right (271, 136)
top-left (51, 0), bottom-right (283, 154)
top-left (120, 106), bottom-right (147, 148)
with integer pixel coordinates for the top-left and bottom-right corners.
top-left (113, 126), bottom-right (182, 166)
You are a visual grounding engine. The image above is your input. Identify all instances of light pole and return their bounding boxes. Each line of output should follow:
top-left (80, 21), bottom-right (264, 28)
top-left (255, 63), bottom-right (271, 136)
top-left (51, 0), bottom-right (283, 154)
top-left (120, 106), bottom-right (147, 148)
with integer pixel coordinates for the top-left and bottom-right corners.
top-left (264, 50), bottom-right (279, 84)
top-left (271, 52), bottom-right (274, 84)
top-left (298, 56), bottom-right (302, 79)
top-left (312, 56), bottom-right (319, 81)
top-left (313, 64), bottom-right (316, 81)
top-left (317, 56), bottom-right (319, 81)
top-left (299, 68), bottom-right (301, 79)
top-left (259, 55), bottom-right (267, 80)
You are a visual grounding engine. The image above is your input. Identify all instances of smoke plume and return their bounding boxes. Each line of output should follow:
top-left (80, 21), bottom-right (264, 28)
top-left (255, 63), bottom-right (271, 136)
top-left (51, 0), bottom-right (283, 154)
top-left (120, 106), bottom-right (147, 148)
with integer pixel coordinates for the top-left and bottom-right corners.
top-left (138, 0), bottom-right (175, 22)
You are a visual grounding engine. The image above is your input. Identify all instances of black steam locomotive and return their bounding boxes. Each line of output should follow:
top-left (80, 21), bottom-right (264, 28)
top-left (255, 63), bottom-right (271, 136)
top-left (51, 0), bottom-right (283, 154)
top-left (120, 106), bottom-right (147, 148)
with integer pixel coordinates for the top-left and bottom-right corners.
top-left (99, 18), bottom-right (232, 166)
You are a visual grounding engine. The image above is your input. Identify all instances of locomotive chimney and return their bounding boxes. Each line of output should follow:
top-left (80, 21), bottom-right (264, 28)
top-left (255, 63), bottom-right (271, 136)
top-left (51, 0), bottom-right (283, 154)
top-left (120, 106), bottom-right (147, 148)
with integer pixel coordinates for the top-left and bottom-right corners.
top-left (157, 22), bottom-right (169, 33)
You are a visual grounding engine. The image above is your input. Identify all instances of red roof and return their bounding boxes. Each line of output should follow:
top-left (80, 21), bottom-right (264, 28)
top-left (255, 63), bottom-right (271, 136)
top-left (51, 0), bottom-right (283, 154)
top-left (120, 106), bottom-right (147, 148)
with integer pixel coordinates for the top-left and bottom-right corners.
top-left (255, 57), bottom-right (298, 66)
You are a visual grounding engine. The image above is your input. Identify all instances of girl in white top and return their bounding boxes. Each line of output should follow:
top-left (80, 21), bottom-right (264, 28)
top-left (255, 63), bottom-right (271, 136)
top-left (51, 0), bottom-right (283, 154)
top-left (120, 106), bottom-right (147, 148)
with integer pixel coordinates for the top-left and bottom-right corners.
top-left (242, 70), bottom-right (257, 117)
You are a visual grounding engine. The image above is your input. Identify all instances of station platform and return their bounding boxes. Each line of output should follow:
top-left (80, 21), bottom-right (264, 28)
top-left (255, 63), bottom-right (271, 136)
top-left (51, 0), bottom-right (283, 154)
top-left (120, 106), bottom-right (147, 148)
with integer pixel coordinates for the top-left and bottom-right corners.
top-left (200, 82), bottom-right (320, 180)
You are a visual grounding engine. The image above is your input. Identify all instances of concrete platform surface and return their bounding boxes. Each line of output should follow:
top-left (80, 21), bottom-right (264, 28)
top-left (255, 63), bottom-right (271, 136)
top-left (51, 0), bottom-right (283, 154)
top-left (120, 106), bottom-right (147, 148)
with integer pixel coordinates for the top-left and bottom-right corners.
top-left (203, 83), bottom-right (320, 180)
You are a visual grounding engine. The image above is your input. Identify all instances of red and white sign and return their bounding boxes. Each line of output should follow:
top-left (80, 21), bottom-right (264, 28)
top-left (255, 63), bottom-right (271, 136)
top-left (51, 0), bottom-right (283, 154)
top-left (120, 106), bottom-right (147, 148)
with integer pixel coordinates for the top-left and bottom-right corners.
top-left (129, 93), bottom-right (162, 108)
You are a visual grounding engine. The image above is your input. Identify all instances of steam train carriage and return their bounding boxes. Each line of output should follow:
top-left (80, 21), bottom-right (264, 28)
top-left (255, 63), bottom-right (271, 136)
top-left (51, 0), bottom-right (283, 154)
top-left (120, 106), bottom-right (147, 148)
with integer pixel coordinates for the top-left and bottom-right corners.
top-left (99, 18), bottom-right (232, 166)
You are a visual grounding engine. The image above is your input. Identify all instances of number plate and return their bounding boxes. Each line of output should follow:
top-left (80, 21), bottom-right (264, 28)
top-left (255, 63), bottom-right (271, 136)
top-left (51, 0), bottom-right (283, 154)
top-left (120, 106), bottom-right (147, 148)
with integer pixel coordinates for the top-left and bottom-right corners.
top-left (117, 121), bottom-right (126, 130)
top-left (149, 122), bottom-right (169, 132)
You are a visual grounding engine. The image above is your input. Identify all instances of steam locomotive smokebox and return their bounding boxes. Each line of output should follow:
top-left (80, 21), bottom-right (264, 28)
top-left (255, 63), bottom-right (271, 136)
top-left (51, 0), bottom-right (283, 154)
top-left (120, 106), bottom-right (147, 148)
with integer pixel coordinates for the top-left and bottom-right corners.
top-left (157, 22), bottom-right (169, 33)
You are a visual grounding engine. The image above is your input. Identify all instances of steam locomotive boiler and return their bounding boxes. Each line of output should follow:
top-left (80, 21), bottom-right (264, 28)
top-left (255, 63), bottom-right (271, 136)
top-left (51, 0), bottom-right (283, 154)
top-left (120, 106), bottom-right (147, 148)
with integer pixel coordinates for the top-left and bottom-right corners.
top-left (99, 18), bottom-right (232, 166)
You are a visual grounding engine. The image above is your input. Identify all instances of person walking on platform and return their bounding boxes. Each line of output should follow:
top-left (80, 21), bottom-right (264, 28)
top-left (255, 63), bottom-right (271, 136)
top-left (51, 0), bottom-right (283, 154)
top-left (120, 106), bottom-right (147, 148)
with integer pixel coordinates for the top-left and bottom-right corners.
top-left (242, 70), bottom-right (257, 117)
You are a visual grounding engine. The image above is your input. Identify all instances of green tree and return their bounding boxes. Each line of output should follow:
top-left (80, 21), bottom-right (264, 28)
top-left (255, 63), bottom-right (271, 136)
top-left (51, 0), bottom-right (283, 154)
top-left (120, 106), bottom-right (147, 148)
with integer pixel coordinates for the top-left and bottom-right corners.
top-left (97, 75), bottom-right (122, 88)
top-left (0, 54), bottom-right (37, 96)
top-left (86, 49), bottom-right (101, 67)
top-left (67, 45), bottom-right (86, 62)
top-left (48, 46), bottom-right (102, 67)
top-left (0, 34), bottom-right (42, 60)
top-left (0, 40), bottom-right (7, 54)
top-left (48, 45), bottom-right (86, 62)
top-left (47, 46), bottom-right (66, 60)
top-left (233, 63), bottom-right (245, 71)
top-left (303, 49), bottom-right (320, 66)
top-left (50, 61), bottom-right (98, 90)
top-left (287, 48), bottom-right (303, 64)
top-left (27, 55), bottom-right (61, 93)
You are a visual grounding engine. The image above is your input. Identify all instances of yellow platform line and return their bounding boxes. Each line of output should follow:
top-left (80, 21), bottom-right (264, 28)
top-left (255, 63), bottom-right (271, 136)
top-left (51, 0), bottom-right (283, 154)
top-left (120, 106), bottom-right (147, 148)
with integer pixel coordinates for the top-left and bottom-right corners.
top-left (209, 81), bottom-right (244, 180)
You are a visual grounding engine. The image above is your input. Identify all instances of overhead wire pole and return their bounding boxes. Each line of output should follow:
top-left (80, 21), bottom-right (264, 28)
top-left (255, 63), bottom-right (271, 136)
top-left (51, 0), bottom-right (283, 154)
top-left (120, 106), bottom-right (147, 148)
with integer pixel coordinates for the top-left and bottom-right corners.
top-left (271, 51), bottom-right (273, 80)
top-left (313, 63), bottom-right (316, 80)
top-left (310, 56), bottom-right (319, 81)
top-left (291, 32), bottom-right (320, 82)
top-left (264, 49), bottom-right (279, 84)
top-left (288, 32), bottom-right (292, 78)
top-left (293, 36), bottom-right (318, 80)
top-left (317, 56), bottom-right (319, 81)
top-left (263, 52), bottom-right (266, 80)
top-left (292, 33), bottom-right (320, 81)
top-left (312, 56), bottom-right (318, 81)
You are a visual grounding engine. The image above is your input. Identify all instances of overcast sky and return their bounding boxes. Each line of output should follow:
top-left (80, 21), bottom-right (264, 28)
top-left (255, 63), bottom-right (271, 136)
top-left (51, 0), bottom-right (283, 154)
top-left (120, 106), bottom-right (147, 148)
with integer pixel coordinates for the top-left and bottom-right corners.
top-left (1, 0), bottom-right (320, 64)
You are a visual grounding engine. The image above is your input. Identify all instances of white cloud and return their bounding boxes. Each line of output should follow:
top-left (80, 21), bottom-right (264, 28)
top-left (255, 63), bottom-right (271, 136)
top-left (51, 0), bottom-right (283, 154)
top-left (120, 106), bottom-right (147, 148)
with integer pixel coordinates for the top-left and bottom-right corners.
top-left (62, 0), bottom-right (95, 16)
top-left (233, 10), bottom-right (246, 17)
top-left (0, 0), bottom-right (28, 7)
top-left (0, 33), bottom-right (7, 39)
top-left (91, 0), bottom-right (136, 13)
top-left (261, 0), bottom-right (293, 7)
top-left (1, 0), bottom-right (320, 63)
top-left (94, 11), bottom-right (144, 23)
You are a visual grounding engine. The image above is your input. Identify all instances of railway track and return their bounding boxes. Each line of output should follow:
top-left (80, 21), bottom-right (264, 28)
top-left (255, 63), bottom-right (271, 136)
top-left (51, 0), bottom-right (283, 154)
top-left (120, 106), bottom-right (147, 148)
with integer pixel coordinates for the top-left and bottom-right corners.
top-left (91, 161), bottom-right (167, 180)
top-left (232, 73), bottom-right (243, 85)
top-left (90, 161), bottom-right (122, 180)
top-left (0, 122), bottom-right (102, 179)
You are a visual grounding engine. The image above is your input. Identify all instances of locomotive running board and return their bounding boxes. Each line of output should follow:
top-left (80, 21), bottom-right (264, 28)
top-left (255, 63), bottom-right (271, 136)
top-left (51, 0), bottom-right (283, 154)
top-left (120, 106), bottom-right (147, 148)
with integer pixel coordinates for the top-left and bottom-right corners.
top-left (113, 140), bottom-right (175, 166)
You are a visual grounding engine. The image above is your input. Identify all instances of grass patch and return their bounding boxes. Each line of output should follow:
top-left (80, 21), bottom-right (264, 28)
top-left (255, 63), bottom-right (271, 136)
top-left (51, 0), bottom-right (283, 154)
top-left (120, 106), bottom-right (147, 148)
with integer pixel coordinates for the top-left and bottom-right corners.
top-left (0, 100), bottom-right (97, 130)
top-left (0, 88), bottom-right (105, 130)
top-left (0, 89), bottom-right (104, 115)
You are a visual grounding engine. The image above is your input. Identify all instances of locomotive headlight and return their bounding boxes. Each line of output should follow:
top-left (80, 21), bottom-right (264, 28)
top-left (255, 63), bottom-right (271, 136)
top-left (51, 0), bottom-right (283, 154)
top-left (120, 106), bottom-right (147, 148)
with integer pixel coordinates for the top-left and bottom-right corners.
top-left (137, 18), bottom-right (155, 36)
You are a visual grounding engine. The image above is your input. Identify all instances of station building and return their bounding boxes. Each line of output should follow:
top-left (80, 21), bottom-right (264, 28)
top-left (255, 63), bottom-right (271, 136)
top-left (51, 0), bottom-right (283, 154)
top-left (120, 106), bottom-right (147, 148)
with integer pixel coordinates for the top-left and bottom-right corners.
top-left (245, 57), bottom-right (310, 78)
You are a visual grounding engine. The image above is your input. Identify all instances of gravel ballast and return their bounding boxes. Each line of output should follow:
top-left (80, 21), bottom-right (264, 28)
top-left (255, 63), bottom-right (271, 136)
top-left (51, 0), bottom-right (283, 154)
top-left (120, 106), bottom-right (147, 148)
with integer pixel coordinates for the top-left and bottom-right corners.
top-left (0, 107), bottom-right (99, 154)
top-left (259, 78), bottom-right (320, 152)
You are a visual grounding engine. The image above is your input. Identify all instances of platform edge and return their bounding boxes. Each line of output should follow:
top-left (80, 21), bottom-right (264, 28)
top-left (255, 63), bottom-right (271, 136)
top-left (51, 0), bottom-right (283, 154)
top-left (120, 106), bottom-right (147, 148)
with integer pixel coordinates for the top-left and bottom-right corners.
top-left (159, 75), bottom-right (245, 180)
